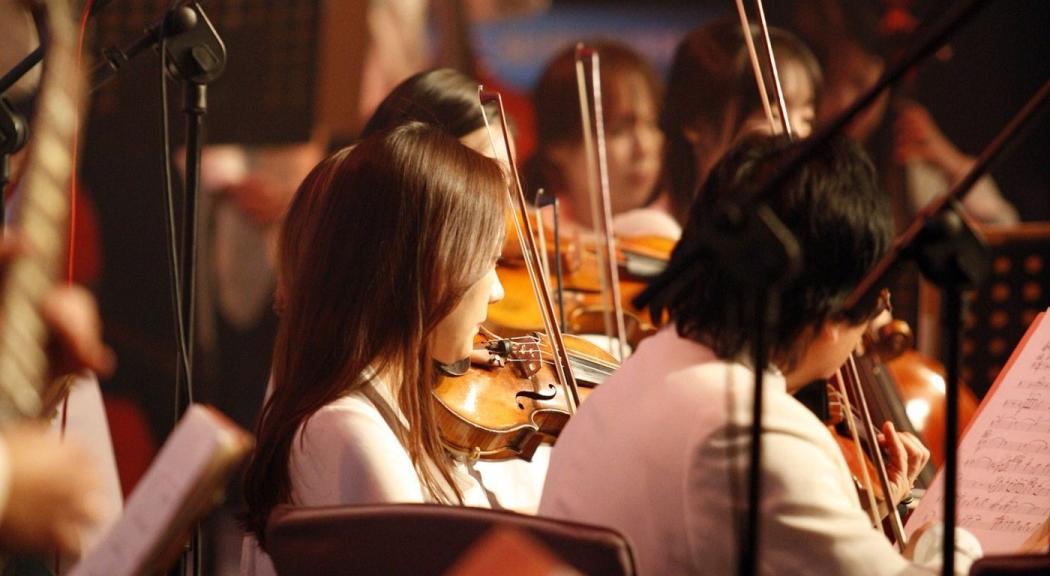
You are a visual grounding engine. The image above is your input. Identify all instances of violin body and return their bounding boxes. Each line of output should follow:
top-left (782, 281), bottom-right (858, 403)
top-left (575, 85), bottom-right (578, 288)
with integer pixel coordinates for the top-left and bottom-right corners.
top-left (486, 234), bottom-right (670, 348)
top-left (885, 349), bottom-right (979, 468)
top-left (433, 332), bottom-right (615, 461)
top-left (863, 318), bottom-right (980, 472)
top-left (827, 423), bottom-right (889, 514)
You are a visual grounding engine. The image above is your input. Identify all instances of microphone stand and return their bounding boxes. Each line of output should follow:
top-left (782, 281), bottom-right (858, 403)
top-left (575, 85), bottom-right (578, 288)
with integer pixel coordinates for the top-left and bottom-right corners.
top-left (0, 0), bottom-right (115, 95)
top-left (0, 0), bottom-right (209, 218)
top-left (842, 78), bottom-right (1050, 576)
top-left (156, 5), bottom-right (225, 576)
top-left (724, 204), bottom-right (801, 576)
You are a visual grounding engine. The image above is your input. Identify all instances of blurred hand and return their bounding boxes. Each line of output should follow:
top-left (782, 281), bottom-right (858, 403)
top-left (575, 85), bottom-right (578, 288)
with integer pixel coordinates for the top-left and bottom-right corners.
top-left (894, 101), bottom-right (971, 176)
top-left (0, 237), bottom-right (115, 402)
top-left (229, 141), bottom-right (326, 226)
top-left (226, 176), bottom-right (292, 226)
top-left (42, 285), bottom-right (116, 380)
top-left (0, 424), bottom-right (104, 555)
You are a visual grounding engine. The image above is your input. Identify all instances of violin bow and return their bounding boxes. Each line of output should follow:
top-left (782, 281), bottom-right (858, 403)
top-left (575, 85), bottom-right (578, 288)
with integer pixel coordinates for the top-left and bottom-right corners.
top-left (843, 352), bottom-right (909, 547)
top-left (831, 368), bottom-right (883, 527)
top-left (732, 0), bottom-right (788, 137)
top-left (735, 0), bottom-right (909, 549)
top-left (574, 44), bottom-right (628, 361)
top-left (477, 89), bottom-right (582, 412)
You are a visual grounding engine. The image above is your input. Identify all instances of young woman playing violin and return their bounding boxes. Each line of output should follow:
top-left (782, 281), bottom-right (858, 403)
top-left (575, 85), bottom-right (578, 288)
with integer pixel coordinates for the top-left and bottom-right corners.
top-left (355, 66), bottom-right (559, 513)
top-left (663, 18), bottom-right (822, 225)
top-left (526, 40), bottom-right (677, 241)
top-left (539, 135), bottom-right (981, 575)
top-left (240, 123), bottom-right (507, 574)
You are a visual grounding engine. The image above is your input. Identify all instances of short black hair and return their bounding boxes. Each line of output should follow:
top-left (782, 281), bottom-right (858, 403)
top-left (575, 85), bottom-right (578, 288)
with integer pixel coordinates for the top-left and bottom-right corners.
top-left (661, 135), bottom-right (893, 370)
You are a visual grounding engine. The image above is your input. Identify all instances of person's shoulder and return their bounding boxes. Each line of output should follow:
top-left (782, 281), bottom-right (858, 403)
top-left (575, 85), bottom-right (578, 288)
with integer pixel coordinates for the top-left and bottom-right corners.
top-left (297, 392), bottom-right (393, 450)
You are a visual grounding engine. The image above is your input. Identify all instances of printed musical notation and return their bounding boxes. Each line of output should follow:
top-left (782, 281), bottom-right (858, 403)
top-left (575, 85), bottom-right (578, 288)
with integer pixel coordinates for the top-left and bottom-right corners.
top-left (1000, 392), bottom-right (1050, 413)
top-left (959, 476), bottom-right (1050, 498)
top-left (1017, 379), bottom-right (1050, 391)
top-left (957, 494), bottom-right (1050, 517)
top-left (906, 309), bottom-right (1050, 555)
top-left (988, 416), bottom-right (1050, 433)
top-left (963, 454), bottom-right (1050, 475)
top-left (1028, 342), bottom-right (1050, 371)
top-left (975, 433), bottom-right (1050, 455)
top-left (956, 514), bottom-right (1047, 535)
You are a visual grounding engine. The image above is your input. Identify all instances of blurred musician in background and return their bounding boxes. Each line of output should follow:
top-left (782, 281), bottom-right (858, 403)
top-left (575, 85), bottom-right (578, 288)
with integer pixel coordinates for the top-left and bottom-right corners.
top-left (662, 19), bottom-right (822, 226)
top-left (524, 40), bottom-right (677, 241)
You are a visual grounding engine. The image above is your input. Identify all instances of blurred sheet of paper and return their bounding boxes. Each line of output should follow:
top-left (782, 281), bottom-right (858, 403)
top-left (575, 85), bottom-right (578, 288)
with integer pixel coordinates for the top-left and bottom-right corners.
top-left (69, 404), bottom-right (252, 576)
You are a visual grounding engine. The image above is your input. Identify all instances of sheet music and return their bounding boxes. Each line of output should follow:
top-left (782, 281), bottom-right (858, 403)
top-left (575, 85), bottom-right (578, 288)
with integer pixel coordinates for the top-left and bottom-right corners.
top-left (906, 309), bottom-right (1050, 554)
top-left (69, 404), bottom-right (250, 576)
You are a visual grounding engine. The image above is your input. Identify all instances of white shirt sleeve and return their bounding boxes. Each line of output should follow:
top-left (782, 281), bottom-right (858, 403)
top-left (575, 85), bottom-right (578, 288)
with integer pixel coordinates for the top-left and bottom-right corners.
top-left (612, 207), bottom-right (683, 241)
top-left (289, 397), bottom-right (426, 506)
top-left (906, 161), bottom-right (1019, 226)
top-left (751, 423), bottom-right (926, 575)
top-left (690, 395), bottom-right (929, 576)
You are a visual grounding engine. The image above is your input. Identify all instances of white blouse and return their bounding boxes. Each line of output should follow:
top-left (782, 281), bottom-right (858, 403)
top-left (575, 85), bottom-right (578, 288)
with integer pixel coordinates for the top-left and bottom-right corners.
top-left (241, 374), bottom-right (542, 575)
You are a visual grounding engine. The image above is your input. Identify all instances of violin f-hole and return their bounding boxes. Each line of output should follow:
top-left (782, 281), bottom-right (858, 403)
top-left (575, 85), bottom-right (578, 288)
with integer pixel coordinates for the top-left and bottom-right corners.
top-left (516, 383), bottom-right (558, 409)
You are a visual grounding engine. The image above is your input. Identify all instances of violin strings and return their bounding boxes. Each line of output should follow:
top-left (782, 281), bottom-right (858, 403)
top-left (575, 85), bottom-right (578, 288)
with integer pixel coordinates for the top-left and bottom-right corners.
top-left (479, 336), bottom-right (617, 376)
top-left (510, 355), bottom-right (616, 377)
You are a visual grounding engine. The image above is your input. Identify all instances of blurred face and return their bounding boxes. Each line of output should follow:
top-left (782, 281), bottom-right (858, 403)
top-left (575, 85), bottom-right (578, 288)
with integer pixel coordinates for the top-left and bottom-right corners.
top-left (550, 73), bottom-right (664, 223)
top-left (740, 58), bottom-right (816, 139)
top-left (430, 265), bottom-right (504, 364)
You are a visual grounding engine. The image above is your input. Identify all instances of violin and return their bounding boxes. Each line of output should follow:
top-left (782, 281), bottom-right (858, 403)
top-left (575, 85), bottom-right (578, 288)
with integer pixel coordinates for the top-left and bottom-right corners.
top-left (829, 352), bottom-right (911, 549)
top-left (488, 40), bottom-right (675, 353)
top-left (433, 87), bottom-right (597, 462)
top-left (879, 329), bottom-right (980, 470)
top-left (487, 238), bottom-right (665, 349)
top-left (433, 328), bottom-right (617, 461)
top-left (847, 316), bottom-right (979, 478)
top-left (799, 370), bottom-right (901, 539)
top-left (810, 299), bottom-right (980, 551)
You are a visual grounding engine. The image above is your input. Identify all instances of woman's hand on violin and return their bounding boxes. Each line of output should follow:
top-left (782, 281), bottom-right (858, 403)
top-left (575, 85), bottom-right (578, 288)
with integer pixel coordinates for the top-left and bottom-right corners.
top-left (878, 421), bottom-right (930, 505)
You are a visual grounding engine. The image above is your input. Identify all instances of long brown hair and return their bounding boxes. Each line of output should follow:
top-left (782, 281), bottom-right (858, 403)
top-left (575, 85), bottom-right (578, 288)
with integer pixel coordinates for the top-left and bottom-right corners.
top-left (663, 19), bottom-right (821, 224)
top-left (242, 123), bottom-right (507, 546)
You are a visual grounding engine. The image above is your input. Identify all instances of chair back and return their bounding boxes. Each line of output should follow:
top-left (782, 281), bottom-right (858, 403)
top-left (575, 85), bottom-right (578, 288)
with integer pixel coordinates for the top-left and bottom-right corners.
top-left (968, 553), bottom-right (1050, 575)
top-left (265, 503), bottom-right (636, 575)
